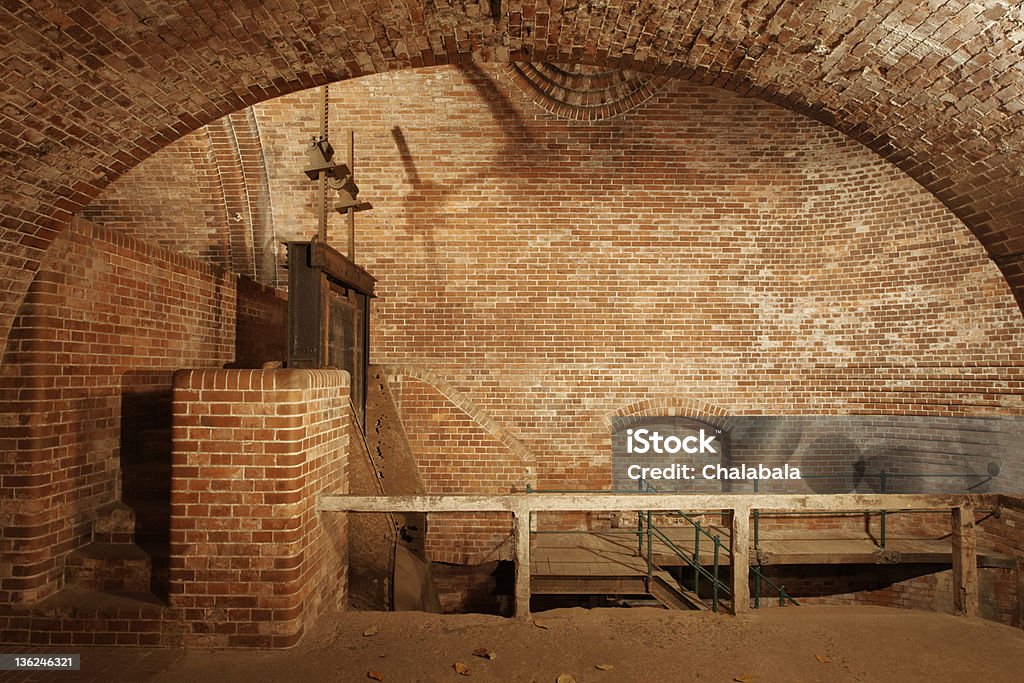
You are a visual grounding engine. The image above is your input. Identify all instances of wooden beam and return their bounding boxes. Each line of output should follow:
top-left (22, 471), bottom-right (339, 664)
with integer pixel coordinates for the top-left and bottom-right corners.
top-left (308, 240), bottom-right (376, 295)
top-left (531, 575), bottom-right (648, 595)
top-left (730, 506), bottom-right (751, 615)
top-left (951, 503), bottom-right (979, 617)
top-left (514, 510), bottom-right (531, 617)
top-left (318, 492), bottom-right (992, 514)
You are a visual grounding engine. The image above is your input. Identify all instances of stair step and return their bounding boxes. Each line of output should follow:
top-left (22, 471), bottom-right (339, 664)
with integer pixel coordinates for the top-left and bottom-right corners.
top-left (649, 571), bottom-right (710, 611)
top-left (92, 501), bottom-right (136, 544)
top-left (31, 587), bottom-right (166, 618)
top-left (65, 542), bottom-right (152, 593)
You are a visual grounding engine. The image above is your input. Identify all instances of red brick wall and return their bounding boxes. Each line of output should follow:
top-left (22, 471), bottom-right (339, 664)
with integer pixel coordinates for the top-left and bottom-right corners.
top-left (6, 2), bottom-right (1024, 387)
top-left (345, 67), bottom-right (1024, 489)
top-left (0, 217), bottom-right (286, 607)
top-left (81, 131), bottom-right (232, 271)
top-left (232, 276), bottom-right (287, 369)
top-left (392, 375), bottom-right (520, 563)
top-left (86, 65), bottom-right (1024, 563)
top-left (758, 565), bottom-right (1017, 625)
top-left (169, 368), bottom-right (348, 647)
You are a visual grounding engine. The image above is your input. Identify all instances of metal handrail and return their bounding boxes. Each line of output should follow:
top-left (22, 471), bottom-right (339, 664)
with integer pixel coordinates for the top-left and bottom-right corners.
top-left (750, 564), bottom-right (799, 607)
top-left (639, 479), bottom-right (795, 611)
top-left (751, 471), bottom-right (992, 550)
top-left (525, 480), bottom-right (797, 611)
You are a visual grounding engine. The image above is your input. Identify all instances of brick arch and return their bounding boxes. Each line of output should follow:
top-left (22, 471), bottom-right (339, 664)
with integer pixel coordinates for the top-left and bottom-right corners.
top-left (3, 1), bottom-right (1024, 362)
top-left (383, 364), bottom-right (537, 483)
top-left (605, 397), bottom-right (733, 434)
top-left (205, 110), bottom-right (279, 284)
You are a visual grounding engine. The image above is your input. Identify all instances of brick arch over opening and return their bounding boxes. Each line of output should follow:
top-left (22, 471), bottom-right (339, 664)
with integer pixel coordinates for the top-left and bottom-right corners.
top-left (2, 1), bottom-right (1024, 362)
top-left (605, 397), bottom-right (733, 434)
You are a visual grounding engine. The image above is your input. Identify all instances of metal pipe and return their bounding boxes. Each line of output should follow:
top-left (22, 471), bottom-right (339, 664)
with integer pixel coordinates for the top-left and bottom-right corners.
top-left (880, 470), bottom-right (888, 549)
top-left (637, 478), bottom-right (644, 557)
top-left (693, 523), bottom-right (701, 594)
top-left (347, 130), bottom-right (355, 259)
top-left (646, 510), bottom-right (653, 581)
top-left (753, 479), bottom-right (760, 550)
top-left (754, 567), bottom-right (761, 608)
top-left (317, 85), bottom-right (329, 242)
top-left (712, 536), bottom-right (721, 613)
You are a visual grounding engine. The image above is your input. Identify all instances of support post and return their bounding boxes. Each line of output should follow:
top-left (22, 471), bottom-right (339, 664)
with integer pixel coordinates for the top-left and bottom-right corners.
top-left (951, 503), bottom-right (979, 617)
top-left (730, 506), bottom-right (751, 615)
top-left (514, 508), bottom-right (531, 617)
top-left (1014, 556), bottom-right (1024, 629)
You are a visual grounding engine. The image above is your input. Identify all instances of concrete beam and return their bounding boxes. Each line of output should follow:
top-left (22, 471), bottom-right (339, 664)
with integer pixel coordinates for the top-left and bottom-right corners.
top-left (951, 503), bottom-right (979, 617)
top-left (730, 506), bottom-right (751, 615)
top-left (514, 510), bottom-right (531, 617)
top-left (318, 492), bottom-right (992, 514)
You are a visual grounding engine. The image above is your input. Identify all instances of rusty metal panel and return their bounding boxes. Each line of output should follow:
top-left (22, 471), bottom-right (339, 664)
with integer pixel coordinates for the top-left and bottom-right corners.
top-left (287, 242), bottom-right (325, 368)
top-left (309, 240), bottom-right (376, 296)
top-left (286, 240), bottom-right (372, 428)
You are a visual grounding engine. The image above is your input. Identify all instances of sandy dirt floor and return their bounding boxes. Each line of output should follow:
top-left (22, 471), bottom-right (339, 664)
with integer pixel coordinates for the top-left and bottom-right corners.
top-left (3, 606), bottom-right (1024, 682)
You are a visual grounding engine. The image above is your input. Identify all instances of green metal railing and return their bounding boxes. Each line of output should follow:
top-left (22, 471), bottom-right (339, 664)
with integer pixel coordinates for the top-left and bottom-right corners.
top-left (750, 472), bottom-right (995, 551)
top-left (526, 481), bottom-right (797, 611)
top-left (638, 479), bottom-right (796, 610)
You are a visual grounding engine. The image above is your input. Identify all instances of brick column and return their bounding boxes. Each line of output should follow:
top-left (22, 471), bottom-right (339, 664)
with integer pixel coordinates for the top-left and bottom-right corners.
top-left (169, 369), bottom-right (349, 647)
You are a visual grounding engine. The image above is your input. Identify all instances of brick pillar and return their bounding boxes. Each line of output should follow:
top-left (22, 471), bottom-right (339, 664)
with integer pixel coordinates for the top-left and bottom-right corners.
top-left (169, 369), bottom-right (349, 647)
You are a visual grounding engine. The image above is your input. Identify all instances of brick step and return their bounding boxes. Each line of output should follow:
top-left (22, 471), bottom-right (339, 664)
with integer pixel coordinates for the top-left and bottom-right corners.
top-left (0, 588), bottom-right (168, 646)
top-left (92, 501), bottom-right (136, 544)
top-left (64, 543), bottom-right (152, 593)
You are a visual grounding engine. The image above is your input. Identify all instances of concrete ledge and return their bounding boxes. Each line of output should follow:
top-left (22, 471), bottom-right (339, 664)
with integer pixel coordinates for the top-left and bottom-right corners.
top-left (318, 493), bottom-right (997, 514)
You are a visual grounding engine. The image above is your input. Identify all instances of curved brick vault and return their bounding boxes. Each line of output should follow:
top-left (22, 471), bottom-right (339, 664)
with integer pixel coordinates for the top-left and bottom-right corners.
top-left (2, 1), bottom-right (1024, 362)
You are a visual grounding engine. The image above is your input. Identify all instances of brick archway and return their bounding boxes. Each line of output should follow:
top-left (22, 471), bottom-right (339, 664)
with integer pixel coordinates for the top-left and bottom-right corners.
top-left (604, 396), bottom-right (733, 434)
top-left (2, 1), bottom-right (1024, 363)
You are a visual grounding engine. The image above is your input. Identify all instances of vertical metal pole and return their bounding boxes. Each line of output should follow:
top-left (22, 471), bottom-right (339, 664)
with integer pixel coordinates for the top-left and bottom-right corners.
top-left (753, 479), bottom-right (760, 550)
top-left (754, 569), bottom-right (761, 608)
top-left (646, 510), bottom-right (653, 581)
top-left (637, 478), bottom-right (643, 557)
top-left (880, 470), bottom-right (888, 549)
top-left (347, 130), bottom-right (355, 260)
top-left (779, 587), bottom-right (786, 607)
top-left (712, 536), bottom-right (720, 613)
top-left (318, 85), bottom-right (329, 243)
top-left (693, 522), bottom-right (701, 594)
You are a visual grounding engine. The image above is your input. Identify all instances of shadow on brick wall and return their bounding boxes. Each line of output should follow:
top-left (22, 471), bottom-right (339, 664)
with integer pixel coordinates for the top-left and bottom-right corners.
top-left (119, 369), bottom-right (174, 600)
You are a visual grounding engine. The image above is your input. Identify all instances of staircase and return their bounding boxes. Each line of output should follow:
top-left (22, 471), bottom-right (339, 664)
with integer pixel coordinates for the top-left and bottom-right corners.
top-left (528, 481), bottom-right (799, 613)
top-left (649, 570), bottom-right (709, 610)
top-left (529, 528), bottom-right (710, 611)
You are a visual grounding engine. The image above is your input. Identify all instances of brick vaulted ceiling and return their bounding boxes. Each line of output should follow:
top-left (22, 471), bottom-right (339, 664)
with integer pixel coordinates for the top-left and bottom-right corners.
top-left (1, 1), bottom-right (1024, 360)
